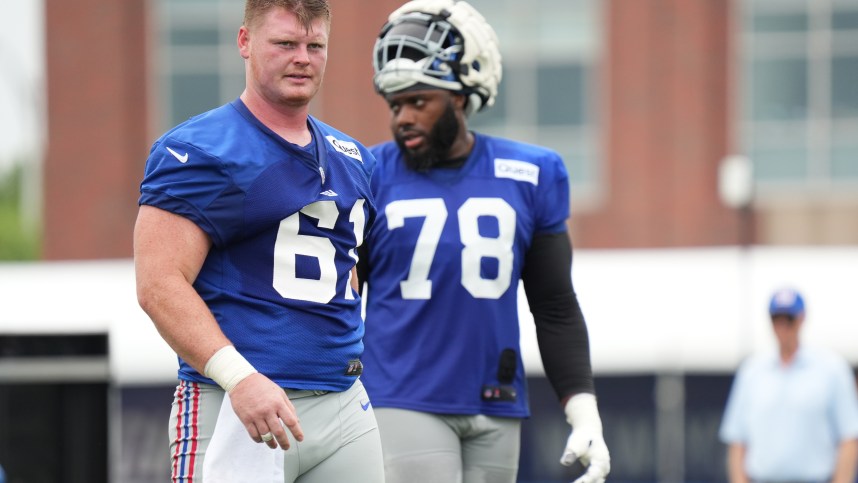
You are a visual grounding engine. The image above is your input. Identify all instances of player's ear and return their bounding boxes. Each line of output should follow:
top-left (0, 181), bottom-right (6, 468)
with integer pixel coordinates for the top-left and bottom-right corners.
top-left (237, 25), bottom-right (251, 59)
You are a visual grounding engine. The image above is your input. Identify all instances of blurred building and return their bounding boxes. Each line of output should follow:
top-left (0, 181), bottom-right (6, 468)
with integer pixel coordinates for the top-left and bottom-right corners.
top-left (3, 0), bottom-right (856, 482)
top-left (39, 0), bottom-right (858, 260)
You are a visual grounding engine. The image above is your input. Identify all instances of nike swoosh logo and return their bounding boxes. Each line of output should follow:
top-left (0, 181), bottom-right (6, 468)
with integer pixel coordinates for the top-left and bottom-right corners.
top-left (361, 400), bottom-right (371, 411)
top-left (166, 146), bottom-right (189, 164)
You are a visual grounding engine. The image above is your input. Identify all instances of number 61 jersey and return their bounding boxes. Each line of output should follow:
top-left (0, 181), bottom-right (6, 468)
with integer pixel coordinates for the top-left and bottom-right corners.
top-left (361, 133), bottom-right (571, 418)
top-left (139, 99), bottom-right (376, 392)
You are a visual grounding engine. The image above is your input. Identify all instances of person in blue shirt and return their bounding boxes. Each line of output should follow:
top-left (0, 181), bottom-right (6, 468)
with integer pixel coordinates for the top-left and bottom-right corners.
top-left (133, 0), bottom-right (383, 481)
top-left (356, 1), bottom-right (610, 482)
top-left (720, 288), bottom-right (858, 483)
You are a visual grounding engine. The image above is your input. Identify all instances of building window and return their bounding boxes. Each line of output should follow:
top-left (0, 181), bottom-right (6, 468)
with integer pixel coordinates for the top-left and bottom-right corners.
top-left (466, 0), bottom-right (602, 198)
top-left (741, 0), bottom-right (858, 190)
top-left (156, 0), bottom-right (245, 129)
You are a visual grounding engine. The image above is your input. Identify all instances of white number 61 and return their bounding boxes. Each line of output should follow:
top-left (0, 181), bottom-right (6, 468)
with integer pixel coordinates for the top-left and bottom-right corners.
top-left (272, 199), bottom-right (365, 303)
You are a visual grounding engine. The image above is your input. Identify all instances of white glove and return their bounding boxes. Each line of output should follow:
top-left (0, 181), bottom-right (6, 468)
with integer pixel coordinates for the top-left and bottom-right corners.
top-left (560, 393), bottom-right (611, 483)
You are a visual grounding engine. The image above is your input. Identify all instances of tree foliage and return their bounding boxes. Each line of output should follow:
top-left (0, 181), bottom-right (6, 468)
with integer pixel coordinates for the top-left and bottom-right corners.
top-left (0, 163), bottom-right (40, 260)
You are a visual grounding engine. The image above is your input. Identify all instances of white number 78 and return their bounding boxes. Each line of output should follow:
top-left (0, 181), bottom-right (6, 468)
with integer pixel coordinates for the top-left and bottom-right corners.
top-left (385, 197), bottom-right (516, 300)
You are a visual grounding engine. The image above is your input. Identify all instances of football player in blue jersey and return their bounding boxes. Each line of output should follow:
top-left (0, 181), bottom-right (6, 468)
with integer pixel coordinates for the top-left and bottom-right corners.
top-left (357, 1), bottom-right (610, 482)
top-left (133, 1), bottom-right (384, 481)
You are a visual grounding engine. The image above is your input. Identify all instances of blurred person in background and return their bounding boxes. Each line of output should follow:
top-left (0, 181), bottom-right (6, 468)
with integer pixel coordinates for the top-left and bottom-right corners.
top-left (356, 0), bottom-right (610, 482)
top-left (720, 287), bottom-right (858, 483)
top-left (852, 366), bottom-right (858, 483)
top-left (133, 0), bottom-right (383, 481)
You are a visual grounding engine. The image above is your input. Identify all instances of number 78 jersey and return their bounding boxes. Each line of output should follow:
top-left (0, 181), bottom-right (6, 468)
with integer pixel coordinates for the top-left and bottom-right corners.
top-left (361, 133), bottom-right (571, 418)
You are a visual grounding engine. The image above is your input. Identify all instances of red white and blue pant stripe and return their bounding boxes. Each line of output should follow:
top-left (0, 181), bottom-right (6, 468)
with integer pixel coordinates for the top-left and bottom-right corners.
top-left (171, 381), bottom-right (201, 482)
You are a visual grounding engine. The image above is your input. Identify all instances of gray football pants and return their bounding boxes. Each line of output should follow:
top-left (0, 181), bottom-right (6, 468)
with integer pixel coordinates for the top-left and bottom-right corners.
top-left (375, 407), bottom-right (521, 483)
top-left (168, 378), bottom-right (384, 482)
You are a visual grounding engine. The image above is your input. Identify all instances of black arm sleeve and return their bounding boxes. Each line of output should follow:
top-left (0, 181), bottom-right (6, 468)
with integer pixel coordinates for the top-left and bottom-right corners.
top-left (521, 231), bottom-right (595, 402)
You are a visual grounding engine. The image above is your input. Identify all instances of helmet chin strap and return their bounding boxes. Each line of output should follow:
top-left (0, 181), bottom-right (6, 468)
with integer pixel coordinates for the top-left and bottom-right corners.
top-left (464, 92), bottom-right (483, 117)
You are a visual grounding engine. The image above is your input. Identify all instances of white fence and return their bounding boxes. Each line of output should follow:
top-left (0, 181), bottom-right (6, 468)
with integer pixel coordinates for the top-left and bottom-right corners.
top-left (1, 246), bottom-right (856, 385)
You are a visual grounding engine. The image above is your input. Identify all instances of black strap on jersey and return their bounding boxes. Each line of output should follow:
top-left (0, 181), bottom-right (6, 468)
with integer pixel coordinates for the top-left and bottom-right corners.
top-left (356, 244), bottom-right (369, 296)
top-left (521, 231), bottom-right (595, 402)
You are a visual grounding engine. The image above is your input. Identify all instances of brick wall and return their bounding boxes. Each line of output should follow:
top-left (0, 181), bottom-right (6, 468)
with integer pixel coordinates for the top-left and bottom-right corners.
top-left (571, 0), bottom-right (743, 248)
top-left (42, 0), bottom-right (149, 259)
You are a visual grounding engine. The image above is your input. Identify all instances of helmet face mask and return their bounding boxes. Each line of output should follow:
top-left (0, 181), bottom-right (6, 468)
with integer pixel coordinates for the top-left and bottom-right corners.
top-left (373, 13), bottom-right (466, 96)
top-left (373, 0), bottom-right (502, 116)
top-left (377, 14), bottom-right (460, 63)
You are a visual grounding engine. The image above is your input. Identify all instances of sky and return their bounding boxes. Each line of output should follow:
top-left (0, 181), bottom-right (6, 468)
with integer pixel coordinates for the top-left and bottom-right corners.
top-left (0, 0), bottom-right (44, 171)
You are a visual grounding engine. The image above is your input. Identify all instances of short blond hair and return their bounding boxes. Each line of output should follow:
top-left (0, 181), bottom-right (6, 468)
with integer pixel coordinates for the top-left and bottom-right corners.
top-left (244, 0), bottom-right (331, 32)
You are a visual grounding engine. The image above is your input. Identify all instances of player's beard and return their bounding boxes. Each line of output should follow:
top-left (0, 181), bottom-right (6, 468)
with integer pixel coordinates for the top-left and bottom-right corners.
top-left (397, 99), bottom-right (460, 172)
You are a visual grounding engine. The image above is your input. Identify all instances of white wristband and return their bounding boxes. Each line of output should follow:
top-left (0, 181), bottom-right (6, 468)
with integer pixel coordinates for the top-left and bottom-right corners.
top-left (204, 345), bottom-right (257, 392)
top-left (564, 393), bottom-right (603, 431)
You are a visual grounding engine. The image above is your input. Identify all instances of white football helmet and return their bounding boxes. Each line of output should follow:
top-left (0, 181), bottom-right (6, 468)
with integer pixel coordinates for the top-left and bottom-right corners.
top-left (373, 0), bottom-right (502, 116)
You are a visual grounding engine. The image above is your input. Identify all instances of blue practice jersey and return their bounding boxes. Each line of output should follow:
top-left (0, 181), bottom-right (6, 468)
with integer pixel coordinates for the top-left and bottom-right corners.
top-left (361, 133), bottom-right (570, 418)
top-left (139, 99), bottom-right (376, 391)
